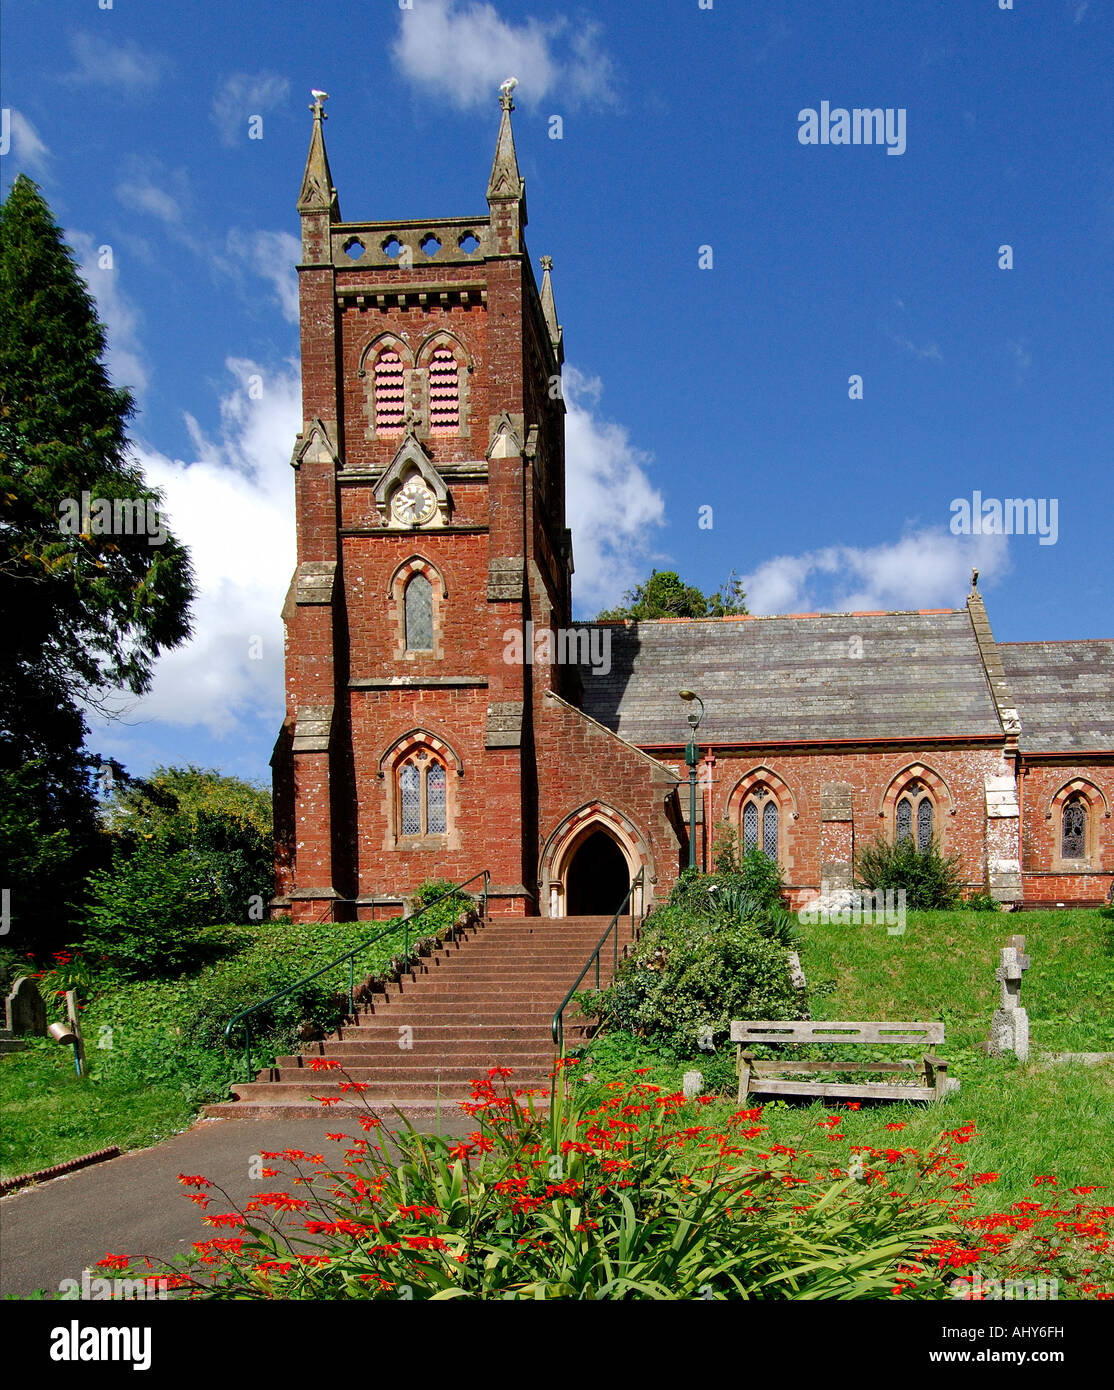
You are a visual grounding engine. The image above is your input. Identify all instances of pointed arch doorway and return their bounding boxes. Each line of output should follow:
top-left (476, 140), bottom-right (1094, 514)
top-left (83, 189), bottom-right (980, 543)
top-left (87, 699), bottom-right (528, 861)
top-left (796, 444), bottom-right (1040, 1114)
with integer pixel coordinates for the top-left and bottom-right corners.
top-left (540, 805), bottom-right (653, 919)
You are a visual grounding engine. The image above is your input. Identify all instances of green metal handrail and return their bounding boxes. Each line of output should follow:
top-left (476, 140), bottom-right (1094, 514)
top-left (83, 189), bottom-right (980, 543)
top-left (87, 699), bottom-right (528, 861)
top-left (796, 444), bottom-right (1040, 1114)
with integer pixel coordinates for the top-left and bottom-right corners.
top-left (551, 868), bottom-right (644, 1056)
top-left (225, 869), bottom-right (490, 1082)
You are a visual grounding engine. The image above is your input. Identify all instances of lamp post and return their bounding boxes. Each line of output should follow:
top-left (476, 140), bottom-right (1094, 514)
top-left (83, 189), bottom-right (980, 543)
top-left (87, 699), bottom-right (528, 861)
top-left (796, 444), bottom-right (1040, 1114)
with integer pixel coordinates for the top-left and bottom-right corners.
top-left (678, 690), bottom-right (704, 869)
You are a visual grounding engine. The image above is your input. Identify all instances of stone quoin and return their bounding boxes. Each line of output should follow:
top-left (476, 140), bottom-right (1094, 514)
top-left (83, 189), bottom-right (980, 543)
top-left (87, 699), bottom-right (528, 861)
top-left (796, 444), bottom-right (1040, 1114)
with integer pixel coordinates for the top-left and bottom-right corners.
top-left (271, 92), bottom-right (1114, 923)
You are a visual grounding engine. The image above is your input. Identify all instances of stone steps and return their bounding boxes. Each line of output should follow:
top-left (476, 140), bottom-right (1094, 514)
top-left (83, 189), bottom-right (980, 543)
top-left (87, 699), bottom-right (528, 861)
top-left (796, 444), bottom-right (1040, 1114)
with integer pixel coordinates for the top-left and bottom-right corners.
top-left (206, 914), bottom-right (628, 1117)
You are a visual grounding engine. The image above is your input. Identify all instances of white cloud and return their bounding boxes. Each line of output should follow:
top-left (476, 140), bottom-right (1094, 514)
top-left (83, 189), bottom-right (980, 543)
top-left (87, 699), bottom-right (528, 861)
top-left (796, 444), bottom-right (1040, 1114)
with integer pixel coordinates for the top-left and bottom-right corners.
top-left (64, 32), bottom-right (168, 90)
top-left (68, 229), bottom-right (150, 398)
top-left (4, 109), bottom-right (51, 176)
top-left (392, 0), bottom-right (617, 110)
top-left (107, 360), bottom-right (300, 737)
top-left (227, 229), bottom-right (301, 323)
top-left (742, 530), bottom-right (1011, 616)
top-left (891, 333), bottom-right (942, 362)
top-left (1006, 337), bottom-right (1032, 383)
top-left (211, 73), bottom-right (291, 148)
top-left (563, 366), bottom-right (665, 614)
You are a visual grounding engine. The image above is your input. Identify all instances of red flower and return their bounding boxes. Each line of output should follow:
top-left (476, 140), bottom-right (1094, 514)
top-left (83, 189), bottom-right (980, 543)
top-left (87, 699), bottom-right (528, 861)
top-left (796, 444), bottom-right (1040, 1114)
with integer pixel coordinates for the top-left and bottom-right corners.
top-left (177, 1174), bottom-right (212, 1188)
top-left (308, 1058), bottom-right (342, 1072)
top-left (95, 1254), bottom-right (129, 1270)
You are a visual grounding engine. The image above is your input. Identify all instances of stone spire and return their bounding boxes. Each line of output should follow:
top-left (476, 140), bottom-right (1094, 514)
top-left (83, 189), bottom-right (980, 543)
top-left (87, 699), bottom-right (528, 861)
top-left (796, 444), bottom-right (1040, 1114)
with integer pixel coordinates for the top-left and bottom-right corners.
top-left (298, 91), bottom-right (340, 220)
top-left (487, 81), bottom-right (526, 253)
top-left (539, 255), bottom-right (562, 359)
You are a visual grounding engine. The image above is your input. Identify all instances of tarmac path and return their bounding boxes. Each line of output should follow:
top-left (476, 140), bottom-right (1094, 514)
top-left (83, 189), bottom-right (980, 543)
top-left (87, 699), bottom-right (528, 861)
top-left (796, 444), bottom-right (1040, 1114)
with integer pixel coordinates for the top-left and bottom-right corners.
top-left (0, 1110), bottom-right (471, 1299)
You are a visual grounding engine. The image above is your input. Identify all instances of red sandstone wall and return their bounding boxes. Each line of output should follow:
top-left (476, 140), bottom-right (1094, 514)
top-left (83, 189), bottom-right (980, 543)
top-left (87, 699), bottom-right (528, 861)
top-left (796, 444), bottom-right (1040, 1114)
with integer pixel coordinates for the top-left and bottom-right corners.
top-left (1019, 761), bottom-right (1113, 905)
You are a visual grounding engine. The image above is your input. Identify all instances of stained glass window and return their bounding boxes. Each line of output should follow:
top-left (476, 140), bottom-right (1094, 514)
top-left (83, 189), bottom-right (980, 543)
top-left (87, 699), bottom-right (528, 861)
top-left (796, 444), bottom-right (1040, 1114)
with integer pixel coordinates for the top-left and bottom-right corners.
top-left (399, 761), bottom-right (421, 835)
top-left (762, 799), bottom-right (779, 861)
top-left (916, 798), bottom-right (934, 852)
top-left (743, 801), bottom-right (758, 853)
top-left (427, 762), bottom-right (447, 834)
top-left (1062, 799), bottom-right (1087, 859)
top-left (896, 797), bottom-right (913, 844)
top-left (405, 574), bottom-right (433, 651)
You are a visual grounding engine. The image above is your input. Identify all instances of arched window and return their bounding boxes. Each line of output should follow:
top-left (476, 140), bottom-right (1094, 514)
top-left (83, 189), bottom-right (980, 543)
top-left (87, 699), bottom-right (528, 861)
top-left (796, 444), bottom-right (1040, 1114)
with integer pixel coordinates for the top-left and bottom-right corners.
top-left (396, 750), bottom-right (449, 838)
top-left (404, 573), bottom-right (433, 652)
top-left (1061, 797), bottom-right (1088, 860)
top-left (373, 347), bottom-right (407, 432)
top-left (741, 788), bottom-right (778, 863)
top-left (427, 346), bottom-right (460, 433)
top-left (896, 784), bottom-right (934, 852)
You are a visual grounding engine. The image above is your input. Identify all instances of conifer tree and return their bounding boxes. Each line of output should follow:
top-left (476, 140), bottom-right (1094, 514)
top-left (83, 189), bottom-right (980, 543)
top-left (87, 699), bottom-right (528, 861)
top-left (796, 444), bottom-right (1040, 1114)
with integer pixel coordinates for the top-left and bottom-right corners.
top-left (0, 175), bottom-right (195, 946)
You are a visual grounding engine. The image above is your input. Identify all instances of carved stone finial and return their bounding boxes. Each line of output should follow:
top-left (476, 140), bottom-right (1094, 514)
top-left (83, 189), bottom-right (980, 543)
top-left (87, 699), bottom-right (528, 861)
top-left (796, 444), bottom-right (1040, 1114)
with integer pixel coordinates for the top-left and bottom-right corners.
top-left (971, 567), bottom-right (979, 591)
top-left (540, 255), bottom-right (553, 273)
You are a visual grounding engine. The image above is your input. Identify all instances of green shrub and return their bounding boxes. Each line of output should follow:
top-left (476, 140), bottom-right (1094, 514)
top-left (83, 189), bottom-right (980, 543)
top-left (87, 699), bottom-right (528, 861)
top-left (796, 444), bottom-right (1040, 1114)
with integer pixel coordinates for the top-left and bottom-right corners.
top-left (963, 891), bottom-right (1001, 912)
top-left (587, 910), bottom-right (803, 1056)
top-left (180, 961), bottom-right (348, 1054)
top-left (853, 835), bottom-right (966, 910)
top-left (79, 839), bottom-right (233, 979)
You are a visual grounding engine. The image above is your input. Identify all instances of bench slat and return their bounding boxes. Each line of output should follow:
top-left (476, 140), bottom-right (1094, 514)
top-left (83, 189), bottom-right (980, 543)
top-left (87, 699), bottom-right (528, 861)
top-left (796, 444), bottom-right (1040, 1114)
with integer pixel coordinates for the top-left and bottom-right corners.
top-left (748, 1059), bottom-right (919, 1075)
top-left (730, 1020), bottom-right (945, 1045)
top-left (745, 1078), bottom-right (937, 1102)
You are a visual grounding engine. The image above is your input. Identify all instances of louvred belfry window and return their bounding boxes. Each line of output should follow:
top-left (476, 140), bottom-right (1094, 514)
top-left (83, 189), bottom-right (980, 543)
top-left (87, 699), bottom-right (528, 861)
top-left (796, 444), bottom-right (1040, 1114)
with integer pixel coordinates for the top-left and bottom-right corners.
top-left (427, 347), bottom-right (460, 433)
top-left (374, 349), bottom-right (406, 432)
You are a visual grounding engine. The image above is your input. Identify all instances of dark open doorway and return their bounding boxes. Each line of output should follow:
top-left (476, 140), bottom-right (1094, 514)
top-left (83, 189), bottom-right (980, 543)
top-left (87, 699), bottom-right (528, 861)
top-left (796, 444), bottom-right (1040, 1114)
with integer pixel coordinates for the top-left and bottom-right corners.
top-left (565, 829), bottom-right (630, 916)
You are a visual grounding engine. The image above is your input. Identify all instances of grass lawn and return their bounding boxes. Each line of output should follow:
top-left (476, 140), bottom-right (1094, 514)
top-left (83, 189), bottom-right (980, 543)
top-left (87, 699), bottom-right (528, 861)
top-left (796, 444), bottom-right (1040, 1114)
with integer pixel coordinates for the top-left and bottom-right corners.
top-left (574, 908), bottom-right (1114, 1216)
top-left (0, 915), bottom-right (441, 1181)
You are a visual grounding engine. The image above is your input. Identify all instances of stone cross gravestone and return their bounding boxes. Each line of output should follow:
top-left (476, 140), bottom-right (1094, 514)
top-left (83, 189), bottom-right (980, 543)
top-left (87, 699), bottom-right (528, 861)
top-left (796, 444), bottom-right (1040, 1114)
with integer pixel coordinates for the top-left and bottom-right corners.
top-left (988, 934), bottom-right (1030, 1061)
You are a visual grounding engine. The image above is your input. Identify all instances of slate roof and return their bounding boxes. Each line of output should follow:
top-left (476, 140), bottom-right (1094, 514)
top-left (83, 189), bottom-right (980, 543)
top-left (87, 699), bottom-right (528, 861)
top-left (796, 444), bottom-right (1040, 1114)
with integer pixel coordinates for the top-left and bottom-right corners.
top-left (578, 609), bottom-right (1005, 747)
top-left (998, 641), bottom-right (1114, 753)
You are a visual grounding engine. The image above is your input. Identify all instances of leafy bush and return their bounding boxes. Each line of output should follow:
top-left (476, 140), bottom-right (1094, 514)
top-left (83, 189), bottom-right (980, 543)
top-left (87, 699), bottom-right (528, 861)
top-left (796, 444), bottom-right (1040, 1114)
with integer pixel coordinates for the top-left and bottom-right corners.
top-left (664, 865), bottom-right (794, 942)
top-left (178, 961), bottom-right (349, 1055)
top-left (963, 891), bottom-right (1001, 912)
top-left (853, 835), bottom-right (966, 910)
top-left (80, 839), bottom-right (233, 979)
top-left (587, 910), bottom-right (803, 1056)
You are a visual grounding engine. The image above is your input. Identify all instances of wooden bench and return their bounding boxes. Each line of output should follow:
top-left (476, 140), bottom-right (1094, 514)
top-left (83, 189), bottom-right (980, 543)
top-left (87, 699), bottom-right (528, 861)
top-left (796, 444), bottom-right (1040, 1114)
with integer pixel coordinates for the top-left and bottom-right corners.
top-left (731, 1020), bottom-right (953, 1104)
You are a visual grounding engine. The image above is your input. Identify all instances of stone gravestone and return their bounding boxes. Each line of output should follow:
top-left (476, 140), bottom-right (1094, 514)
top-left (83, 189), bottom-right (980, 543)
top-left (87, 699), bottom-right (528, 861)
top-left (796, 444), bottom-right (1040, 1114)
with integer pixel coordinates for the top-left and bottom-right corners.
top-left (988, 934), bottom-right (1030, 1062)
top-left (5, 976), bottom-right (48, 1036)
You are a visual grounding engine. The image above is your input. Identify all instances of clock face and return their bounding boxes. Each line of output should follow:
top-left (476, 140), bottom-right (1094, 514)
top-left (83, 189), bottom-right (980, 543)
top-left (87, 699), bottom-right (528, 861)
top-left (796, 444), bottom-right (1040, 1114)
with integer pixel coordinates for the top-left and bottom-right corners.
top-left (392, 477), bottom-right (436, 526)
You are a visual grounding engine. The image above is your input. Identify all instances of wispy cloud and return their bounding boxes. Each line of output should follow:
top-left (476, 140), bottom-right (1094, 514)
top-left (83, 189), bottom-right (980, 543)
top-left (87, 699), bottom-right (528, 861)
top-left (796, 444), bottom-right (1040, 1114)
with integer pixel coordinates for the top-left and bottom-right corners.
top-left (741, 529), bottom-right (1011, 615)
top-left (211, 72), bottom-right (291, 148)
top-left (1006, 337), bottom-right (1032, 385)
top-left (68, 229), bottom-right (150, 398)
top-left (226, 229), bottom-right (301, 324)
top-left (564, 366), bottom-right (665, 615)
top-left (890, 332), bottom-right (943, 362)
top-left (63, 32), bottom-right (169, 90)
top-left (393, 0), bottom-right (617, 111)
top-left (3, 109), bottom-right (52, 177)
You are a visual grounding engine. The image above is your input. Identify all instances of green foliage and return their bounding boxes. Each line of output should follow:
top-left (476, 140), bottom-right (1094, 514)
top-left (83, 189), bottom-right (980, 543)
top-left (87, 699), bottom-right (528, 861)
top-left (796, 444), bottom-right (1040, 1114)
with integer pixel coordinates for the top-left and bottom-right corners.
top-left (98, 765), bottom-right (273, 927)
top-left (118, 1076), bottom-right (969, 1300)
top-left (671, 858), bottom-right (789, 918)
top-left (178, 961), bottom-right (347, 1054)
top-left (854, 834), bottom-right (967, 910)
top-left (80, 838), bottom-right (233, 979)
top-left (588, 911), bottom-right (802, 1057)
top-left (963, 891), bottom-right (1001, 912)
top-left (595, 567), bottom-right (748, 621)
top-left (0, 177), bottom-right (194, 951)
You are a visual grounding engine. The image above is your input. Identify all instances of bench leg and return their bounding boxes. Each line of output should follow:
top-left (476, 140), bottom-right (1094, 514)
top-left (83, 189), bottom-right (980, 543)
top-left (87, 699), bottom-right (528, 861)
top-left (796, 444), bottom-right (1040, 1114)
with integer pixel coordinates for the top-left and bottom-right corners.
top-left (737, 1047), bottom-right (753, 1104)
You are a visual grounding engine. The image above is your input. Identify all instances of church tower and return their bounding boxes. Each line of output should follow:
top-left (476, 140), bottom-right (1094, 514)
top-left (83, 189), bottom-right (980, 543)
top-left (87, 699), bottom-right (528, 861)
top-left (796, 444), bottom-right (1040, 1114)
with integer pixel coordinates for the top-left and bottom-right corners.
top-left (272, 89), bottom-right (573, 921)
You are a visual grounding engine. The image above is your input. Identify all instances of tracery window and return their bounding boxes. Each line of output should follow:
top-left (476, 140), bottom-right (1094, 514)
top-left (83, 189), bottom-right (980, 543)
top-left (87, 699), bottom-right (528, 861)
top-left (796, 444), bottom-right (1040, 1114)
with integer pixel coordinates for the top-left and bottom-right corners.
top-left (396, 749), bottom-right (448, 838)
top-left (741, 788), bottom-right (779, 863)
top-left (1061, 797), bottom-right (1088, 860)
top-left (896, 784), bottom-right (934, 852)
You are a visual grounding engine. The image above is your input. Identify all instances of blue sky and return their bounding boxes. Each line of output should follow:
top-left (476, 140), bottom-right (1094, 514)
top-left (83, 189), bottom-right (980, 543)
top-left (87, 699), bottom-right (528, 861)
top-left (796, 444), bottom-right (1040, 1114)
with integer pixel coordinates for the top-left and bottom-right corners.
top-left (2, 0), bottom-right (1111, 789)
